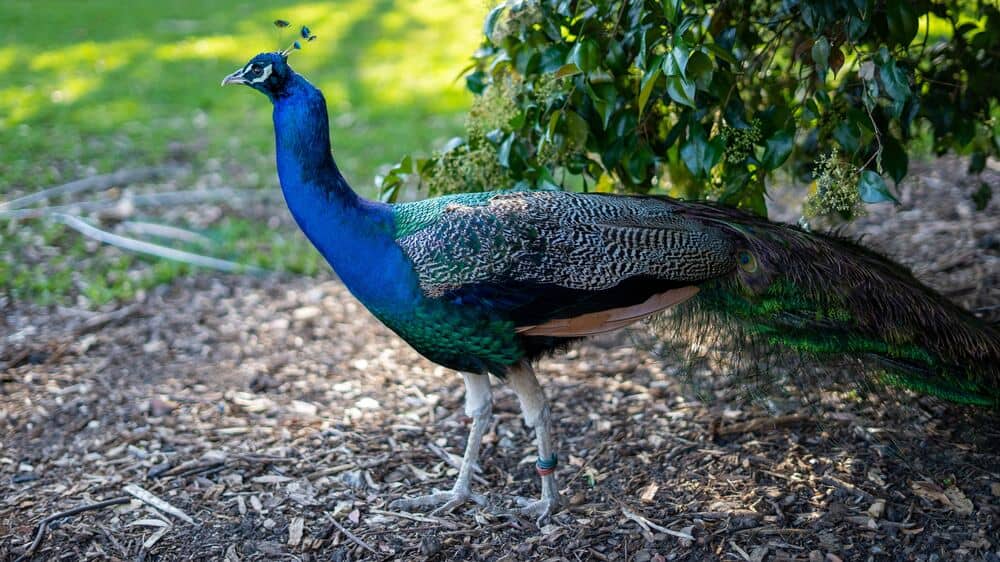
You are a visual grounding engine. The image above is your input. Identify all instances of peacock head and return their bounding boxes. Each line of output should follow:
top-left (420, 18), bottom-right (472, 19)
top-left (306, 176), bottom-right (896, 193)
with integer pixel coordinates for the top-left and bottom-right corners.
top-left (222, 52), bottom-right (293, 99)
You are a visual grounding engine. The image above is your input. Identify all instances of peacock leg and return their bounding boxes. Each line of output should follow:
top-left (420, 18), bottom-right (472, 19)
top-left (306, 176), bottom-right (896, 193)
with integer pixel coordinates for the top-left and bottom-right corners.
top-left (389, 372), bottom-right (492, 513)
top-left (505, 363), bottom-right (562, 525)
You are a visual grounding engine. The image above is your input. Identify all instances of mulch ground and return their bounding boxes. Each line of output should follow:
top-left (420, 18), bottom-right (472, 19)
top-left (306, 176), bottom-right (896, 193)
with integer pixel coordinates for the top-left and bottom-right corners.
top-left (1, 158), bottom-right (998, 561)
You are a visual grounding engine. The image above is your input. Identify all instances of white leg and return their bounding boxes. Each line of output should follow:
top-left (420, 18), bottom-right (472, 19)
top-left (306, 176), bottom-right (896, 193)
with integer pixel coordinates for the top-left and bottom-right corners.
top-left (390, 372), bottom-right (492, 513)
top-left (505, 363), bottom-right (562, 524)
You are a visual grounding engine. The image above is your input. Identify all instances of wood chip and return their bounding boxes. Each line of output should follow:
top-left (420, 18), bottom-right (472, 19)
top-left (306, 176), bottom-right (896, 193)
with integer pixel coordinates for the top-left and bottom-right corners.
top-left (123, 484), bottom-right (195, 525)
top-left (128, 518), bottom-right (170, 528)
top-left (639, 482), bottom-right (659, 504)
top-left (288, 517), bottom-right (304, 546)
top-left (142, 526), bottom-right (170, 549)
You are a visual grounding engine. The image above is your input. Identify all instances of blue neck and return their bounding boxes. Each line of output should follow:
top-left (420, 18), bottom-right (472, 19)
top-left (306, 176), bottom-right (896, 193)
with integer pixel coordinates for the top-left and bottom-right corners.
top-left (271, 74), bottom-right (417, 309)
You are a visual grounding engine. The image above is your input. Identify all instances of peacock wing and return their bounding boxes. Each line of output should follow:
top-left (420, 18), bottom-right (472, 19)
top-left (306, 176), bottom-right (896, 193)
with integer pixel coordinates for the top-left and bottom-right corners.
top-left (393, 191), bottom-right (736, 335)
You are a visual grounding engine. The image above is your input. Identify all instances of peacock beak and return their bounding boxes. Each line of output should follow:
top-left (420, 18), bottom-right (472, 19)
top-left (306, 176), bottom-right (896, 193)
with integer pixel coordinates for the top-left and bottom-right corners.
top-left (221, 68), bottom-right (247, 86)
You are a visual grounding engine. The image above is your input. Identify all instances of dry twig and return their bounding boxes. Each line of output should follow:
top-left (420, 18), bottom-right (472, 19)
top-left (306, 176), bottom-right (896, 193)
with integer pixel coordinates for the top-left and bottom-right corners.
top-left (53, 213), bottom-right (265, 274)
top-left (368, 508), bottom-right (460, 530)
top-left (123, 484), bottom-right (196, 525)
top-left (820, 475), bottom-right (877, 502)
top-left (0, 167), bottom-right (174, 211)
top-left (15, 496), bottom-right (130, 562)
top-left (618, 503), bottom-right (694, 541)
top-left (715, 415), bottom-right (813, 437)
top-left (324, 516), bottom-right (380, 555)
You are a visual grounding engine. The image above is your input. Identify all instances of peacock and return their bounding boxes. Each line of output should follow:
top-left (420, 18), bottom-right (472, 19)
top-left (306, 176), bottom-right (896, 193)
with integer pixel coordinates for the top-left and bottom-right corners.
top-left (222, 50), bottom-right (1000, 522)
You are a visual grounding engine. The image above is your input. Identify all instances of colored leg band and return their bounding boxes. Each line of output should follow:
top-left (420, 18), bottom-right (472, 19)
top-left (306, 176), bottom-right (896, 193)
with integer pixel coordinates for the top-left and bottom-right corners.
top-left (535, 454), bottom-right (558, 476)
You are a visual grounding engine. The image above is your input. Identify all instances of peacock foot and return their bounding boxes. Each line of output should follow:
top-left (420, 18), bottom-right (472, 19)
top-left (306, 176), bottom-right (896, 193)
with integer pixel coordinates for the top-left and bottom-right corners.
top-left (513, 493), bottom-right (562, 526)
top-left (389, 488), bottom-right (487, 515)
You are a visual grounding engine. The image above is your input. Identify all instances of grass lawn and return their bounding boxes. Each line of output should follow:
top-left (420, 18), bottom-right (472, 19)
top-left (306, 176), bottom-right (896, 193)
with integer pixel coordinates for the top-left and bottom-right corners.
top-left (0, 0), bottom-right (485, 305)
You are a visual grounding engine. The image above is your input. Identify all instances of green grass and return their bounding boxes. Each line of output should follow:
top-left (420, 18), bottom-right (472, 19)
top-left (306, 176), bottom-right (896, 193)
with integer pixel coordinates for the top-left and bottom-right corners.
top-left (0, 0), bottom-right (486, 306)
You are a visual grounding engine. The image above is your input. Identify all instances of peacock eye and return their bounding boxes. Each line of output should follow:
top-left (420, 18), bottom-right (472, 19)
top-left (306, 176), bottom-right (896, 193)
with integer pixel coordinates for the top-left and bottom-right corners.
top-left (737, 250), bottom-right (758, 273)
top-left (250, 63), bottom-right (262, 74)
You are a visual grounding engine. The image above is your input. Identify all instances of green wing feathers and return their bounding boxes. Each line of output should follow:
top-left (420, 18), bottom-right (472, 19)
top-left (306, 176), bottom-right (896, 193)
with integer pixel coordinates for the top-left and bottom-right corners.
top-left (670, 203), bottom-right (1000, 407)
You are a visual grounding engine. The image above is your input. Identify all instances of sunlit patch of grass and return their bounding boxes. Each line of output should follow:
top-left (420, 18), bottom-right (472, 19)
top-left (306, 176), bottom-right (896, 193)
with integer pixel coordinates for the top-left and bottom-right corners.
top-left (1, 0), bottom-right (483, 192)
top-left (154, 36), bottom-right (245, 61)
top-left (0, 47), bottom-right (15, 72)
top-left (363, 0), bottom-right (483, 108)
top-left (29, 40), bottom-right (139, 73)
top-left (1, 0), bottom-right (485, 306)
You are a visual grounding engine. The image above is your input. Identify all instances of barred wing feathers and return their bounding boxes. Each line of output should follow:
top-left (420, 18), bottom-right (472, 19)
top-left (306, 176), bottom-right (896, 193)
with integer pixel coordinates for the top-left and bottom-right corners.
top-left (394, 191), bottom-right (735, 335)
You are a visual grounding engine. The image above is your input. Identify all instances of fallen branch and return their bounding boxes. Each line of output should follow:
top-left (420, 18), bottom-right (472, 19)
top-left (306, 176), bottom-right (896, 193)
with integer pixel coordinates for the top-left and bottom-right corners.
top-left (715, 414), bottom-right (813, 437)
top-left (53, 213), bottom-right (266, 275)
top-left (368, 508), bottom-right (459, 530)
top-left (820, 474), bottom-right (877, 502)
top-left (0, 188), bottom-right (278, 221)
top-left (0, 167), bottom-right (174, 211)
top-left (119, 221), bottom-right (214, 246)
top-left (74, 303), bottom-right (144, 337)
top-left (323, 515), bottom-right (380, 554)
top-left (427, 442), bottom-right (487, 486)
top-left (620, 505), bottom-right (694, 540)
top-left (15, 496), bottom-right (130, 562)
top-left (684, 510), bottom-right (764, 521)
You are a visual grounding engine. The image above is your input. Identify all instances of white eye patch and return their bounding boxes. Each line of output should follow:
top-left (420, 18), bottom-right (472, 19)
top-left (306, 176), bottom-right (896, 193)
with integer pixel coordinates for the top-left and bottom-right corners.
top-left (249, 64), bottom-right (273, 84)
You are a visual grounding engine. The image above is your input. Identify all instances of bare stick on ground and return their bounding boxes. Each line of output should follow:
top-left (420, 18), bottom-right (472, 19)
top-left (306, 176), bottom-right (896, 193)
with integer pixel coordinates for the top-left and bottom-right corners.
top-left (323, 516), bottom-right (380, 555)
top-left (15, 496), bottom-right (131, 562)
top-left (0, 167), bottom-right (175, 211)
top-left (53, 213), bottom-right (265, 274)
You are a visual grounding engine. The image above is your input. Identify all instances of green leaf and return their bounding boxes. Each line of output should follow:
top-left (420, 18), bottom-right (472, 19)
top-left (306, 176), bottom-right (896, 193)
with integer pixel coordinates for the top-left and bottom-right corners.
top-left (846, 15), bottom-right (870, 42)
top-left (685, 50), bottom-right (714, 90)
top-left (879, 58), bottom-right (910, 102)
top-left (664, 0), bottom-right (681, 25)
top-left (704, 42), bottom-right (737, 65)
top-left (483, 5), bottom-right (505, 40)
top-left (666, 75), bottom-right (696, 108)
top-left (811, 36), bottom-right (830, 75)
top-left (882, 135), bottom-right (908, 184)
top-left (554, 63), bottom-right (582, 78)
top-left (535, 166), bottom-right (560, 191)
top-left (680, 130), bottom-right (708, 177)
top-left (761, 130), bottom-right (794, 170)
top-left (886, 0), bottom-right (919, 46)
top-left (638, 67), bottom-right (662, 118)
top-left (588, 83), bottom-right (617, 130)
top-left (858, 170), bottom-right (896, 204)
top-left (571, 39), bottom-right (600, 73)
top-left (540, 46), bottom-right (568, 73)
top-left (680, 125), bottom-right (719, 176)
top-left (465, 70), bottom-right (486, 94)
top-left (545, 110), bottom-right (562, 143)
top-left (662, 53), bottom-right (679, 76)
top-left (497, 134), bottom-right (515, 167)
top-left (801, 3), bottom-right (818, 30)
top-left (670, 44), bottom-right (690, 78)
top-left (833, 121), bottom-right (861, 153)
top-left (564, 110), bottom-right (589, 149)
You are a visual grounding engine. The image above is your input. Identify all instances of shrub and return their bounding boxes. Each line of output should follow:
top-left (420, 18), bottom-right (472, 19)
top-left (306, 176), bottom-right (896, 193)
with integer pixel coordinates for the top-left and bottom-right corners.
top-left (380, 0), bottom-right (999, 219)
